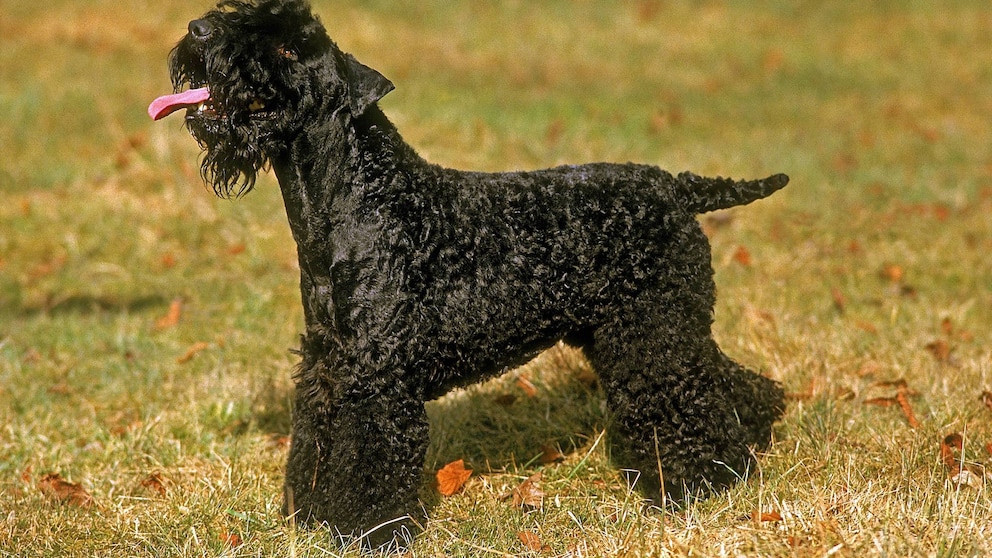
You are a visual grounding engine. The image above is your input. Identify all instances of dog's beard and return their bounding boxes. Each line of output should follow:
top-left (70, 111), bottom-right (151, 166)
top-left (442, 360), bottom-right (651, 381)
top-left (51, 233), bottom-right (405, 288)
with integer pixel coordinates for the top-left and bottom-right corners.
top-left (184, 105), bottom-right (270, 198)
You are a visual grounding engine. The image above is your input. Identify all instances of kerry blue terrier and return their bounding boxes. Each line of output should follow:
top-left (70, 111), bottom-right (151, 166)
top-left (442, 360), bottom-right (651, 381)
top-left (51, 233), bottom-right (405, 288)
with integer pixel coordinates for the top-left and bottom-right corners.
top-left (150, 0), bottom-right (788, 546)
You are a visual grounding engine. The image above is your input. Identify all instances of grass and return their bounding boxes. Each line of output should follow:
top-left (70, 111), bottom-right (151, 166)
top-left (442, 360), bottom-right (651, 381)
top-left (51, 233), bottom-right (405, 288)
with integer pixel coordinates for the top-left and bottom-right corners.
top-left (2, 0), bottom-right (992, 555)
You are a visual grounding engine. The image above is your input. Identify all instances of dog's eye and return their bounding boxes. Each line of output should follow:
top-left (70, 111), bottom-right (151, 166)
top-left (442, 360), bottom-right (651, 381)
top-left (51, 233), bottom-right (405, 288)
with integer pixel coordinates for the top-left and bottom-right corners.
top-left (277, 46), bottom-right (297, 60)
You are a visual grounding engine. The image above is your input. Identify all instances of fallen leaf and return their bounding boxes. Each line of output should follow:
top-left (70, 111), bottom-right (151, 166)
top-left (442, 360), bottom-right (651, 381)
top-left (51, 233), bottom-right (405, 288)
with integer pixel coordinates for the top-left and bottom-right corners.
top-left (155, 299), bottom-right (183, 330)
top-left (161, 252), bottom-right (177, 269)
top-left (752, 510), bottom-right (783, 522)
top-left (895, 390), bottom-right (920, 429)
top-left (436, 459), bottom-right (471, 496)
top-left (516, 376), bottom-right (538, 397)
top-left (518, 530), bottom-right (545, 552)
top-left (220, 531), bottom-right (242, 548)
top-left (511, 472), bottom-right (544, 509)
top-left (540, 445), bottom-right (564, 464)
top-left (940, 317), bottom-right (954, 336)
top-left (140, 472), bottom-right (167, 496)
top-left (38, 473), bottom-right (93, 507)
top-left (830, 287), bottom-right (846, 312)
top-left (786, 379), bottom-right (815, 401)
top-left (177, 341), bottom-right (211, 364)
top-left (267, 435), bottom-right (291, 449)
top-left (733, 245), bottom-right (752, 266)
top-left (881, 264), bottom-right (904, 283)
top-left (940, 433), bottom-right (963, 471)
top-left (871, 378), bottom-right (909, 390)
top-left (925, 340), bottom-right (952, 363)
top-left (854, 320), bottom-right (878, 334)
top-left (227, 243), bottom-right (246, 256)
top-left (864, 397), bottom-right (898, 407)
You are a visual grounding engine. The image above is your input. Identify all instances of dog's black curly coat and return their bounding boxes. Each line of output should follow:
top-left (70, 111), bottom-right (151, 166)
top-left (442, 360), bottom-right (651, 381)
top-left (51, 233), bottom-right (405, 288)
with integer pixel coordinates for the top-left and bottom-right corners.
top-left (155, 0), bottom-right (788, 546)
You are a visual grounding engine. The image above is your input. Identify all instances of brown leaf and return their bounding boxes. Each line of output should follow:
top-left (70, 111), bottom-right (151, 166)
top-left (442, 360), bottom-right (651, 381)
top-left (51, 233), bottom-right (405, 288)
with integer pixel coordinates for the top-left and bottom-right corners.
top-left (177, 341), bottom-right (211, 364)
top-left (881, 264), bottom-right (904, 283)
top-left (140, 472), bottom-right (167, 496)
top-left (895, 390), bottom-right (920, 429)
top-left (940, 317), bottom-right (954, 336)
top-left (940, 432), bottom-right (964, 479)
top-left (864, 397), bottom-right (898, 407)
top-left (983, 391), bottom-right (992, 412)
top-left (518, 530), bottom-right (545, 552)
top-left (155, 299), bottom-right (183, 330)
top-left (539, 444), bottom-right (564, 464)
top-left (516, 376), bottom-right (538, 397)
top-left (161, 252), bottom-right (177, 269)
top-left (511, 472), bottom-right (544, 509)
top-left (752, 510), bottom-right (783, 522)
top-left (38, 473), bottom-right (93, 507)
top-left (733, 245), bottom-right (752, 266)
top-left (855, 321), bottom-right (878, 334)
top-left (926, 339), bottom-right (952, 363)
top-left (220, 531), bottom-right (242, 548)
top-left (436, 459), bottom-right (471, 496)
top-left (871, 378), bottom-right (909, 390)
top-left (830, 287), bottom-right (846, 312)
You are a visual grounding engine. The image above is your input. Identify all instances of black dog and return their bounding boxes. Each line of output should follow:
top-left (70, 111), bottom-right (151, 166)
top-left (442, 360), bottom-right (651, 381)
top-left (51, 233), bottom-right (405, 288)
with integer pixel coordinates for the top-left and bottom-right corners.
top-left (151, 0), bottom-right (787, 546)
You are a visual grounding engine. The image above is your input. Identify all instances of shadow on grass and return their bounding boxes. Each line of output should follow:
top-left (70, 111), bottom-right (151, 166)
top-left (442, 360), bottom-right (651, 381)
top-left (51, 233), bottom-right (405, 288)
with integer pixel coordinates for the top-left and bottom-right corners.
top-left (424, 356), bottom-right (607, 474)
top-left (14, 293), bottom-right (170, 317)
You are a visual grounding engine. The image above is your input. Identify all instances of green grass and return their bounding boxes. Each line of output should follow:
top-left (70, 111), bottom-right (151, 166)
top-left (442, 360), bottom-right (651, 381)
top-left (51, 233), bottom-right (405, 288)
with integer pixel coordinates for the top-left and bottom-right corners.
top-left (3, 0), bottom-right (992, 556)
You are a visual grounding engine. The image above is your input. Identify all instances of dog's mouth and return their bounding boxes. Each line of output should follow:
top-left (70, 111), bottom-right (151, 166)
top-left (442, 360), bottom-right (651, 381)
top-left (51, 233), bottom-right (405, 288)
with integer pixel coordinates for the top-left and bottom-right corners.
top-left (148, 86), bottom-right (270, 121)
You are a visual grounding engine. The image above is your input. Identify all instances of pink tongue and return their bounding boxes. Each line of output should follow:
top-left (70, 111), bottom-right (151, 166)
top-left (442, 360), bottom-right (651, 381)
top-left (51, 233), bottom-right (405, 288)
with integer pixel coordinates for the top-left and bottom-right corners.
top-left (148, 87), bottom-right (211, 120)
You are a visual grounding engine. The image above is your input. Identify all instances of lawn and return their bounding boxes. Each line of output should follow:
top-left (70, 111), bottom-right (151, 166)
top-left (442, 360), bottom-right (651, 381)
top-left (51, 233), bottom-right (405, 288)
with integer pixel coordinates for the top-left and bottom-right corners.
top-left (2, 1), bottom-right (991, 556)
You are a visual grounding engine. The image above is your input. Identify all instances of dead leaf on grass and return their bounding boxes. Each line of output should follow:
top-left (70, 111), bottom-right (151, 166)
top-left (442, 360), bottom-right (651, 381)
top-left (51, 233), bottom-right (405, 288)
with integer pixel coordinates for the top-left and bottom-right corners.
top-left (38, 473), bottom-right (93, 507)
top-left (511, 472), bottom-right (544, 509)
top-left (518, 530), bottom-right (551, 552)
top-left (895, 391), bottom-right (920, 428)
top-left (830, 287), bottom-right (846, 312)
top-left (864, 380), bottom-right (921, 428)
top-left (220, 531), bottom-right (243, 548)
top-left (540, 444), bottom-right (564, 464)
top-left (177, 341), bottom-right (211, 364)
top-left (516, 376), bottom-right (538, 397)
top-left (880, 264), bottom-right (904, 283)
top-left (752, 510), bottom-right (783, 522)
top-left (925, 339), bottom-right (952, 363)
top-left (732, 245), bottom-right (752, 266)
top-left (140, 472), bottom-right (167, 496)
top-left (436, 459), bottom-right (471, 496)
top-left (940, 433), bottom-right (989, 489)
top-left (155, 299), bottom-right (183, 330)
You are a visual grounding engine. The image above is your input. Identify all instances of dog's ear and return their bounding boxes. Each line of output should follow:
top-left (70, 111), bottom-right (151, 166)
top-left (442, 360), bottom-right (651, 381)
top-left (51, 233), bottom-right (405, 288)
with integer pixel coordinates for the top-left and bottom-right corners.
top-left (342, 54), bottom-right (394, 115)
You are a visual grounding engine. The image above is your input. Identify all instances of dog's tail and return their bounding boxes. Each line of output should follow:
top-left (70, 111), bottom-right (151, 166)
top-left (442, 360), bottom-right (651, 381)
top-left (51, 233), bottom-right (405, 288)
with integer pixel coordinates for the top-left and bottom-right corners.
top-left (676, 172), bottom-right (789, 214)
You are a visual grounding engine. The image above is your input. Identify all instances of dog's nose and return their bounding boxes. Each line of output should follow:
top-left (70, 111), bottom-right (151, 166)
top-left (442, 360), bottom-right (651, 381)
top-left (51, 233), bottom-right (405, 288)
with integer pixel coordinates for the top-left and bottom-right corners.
top-left (188, 19), bottom-right (213, 39)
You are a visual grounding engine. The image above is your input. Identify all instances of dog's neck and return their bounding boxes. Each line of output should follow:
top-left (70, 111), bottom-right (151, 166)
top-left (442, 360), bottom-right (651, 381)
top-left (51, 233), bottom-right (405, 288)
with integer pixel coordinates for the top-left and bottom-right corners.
top-left (268, 103), bottom-right (425, 337)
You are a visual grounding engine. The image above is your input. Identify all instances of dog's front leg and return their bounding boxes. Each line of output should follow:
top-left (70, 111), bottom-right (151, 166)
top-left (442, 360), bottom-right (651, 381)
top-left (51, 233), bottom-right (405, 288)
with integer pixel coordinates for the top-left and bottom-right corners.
top-left (283, 373), bottom-right (428, 548)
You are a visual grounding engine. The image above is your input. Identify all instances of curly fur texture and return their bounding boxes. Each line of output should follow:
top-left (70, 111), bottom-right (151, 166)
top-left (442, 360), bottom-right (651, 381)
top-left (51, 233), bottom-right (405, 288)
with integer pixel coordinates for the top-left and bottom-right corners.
top-left (157, 0), bottom-right (788, 547)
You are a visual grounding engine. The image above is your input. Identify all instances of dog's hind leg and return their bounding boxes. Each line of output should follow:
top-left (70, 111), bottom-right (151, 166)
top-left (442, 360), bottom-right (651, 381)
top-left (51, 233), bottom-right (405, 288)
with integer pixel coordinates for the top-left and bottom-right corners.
top-left (583, 229), bottom-right (783, 502)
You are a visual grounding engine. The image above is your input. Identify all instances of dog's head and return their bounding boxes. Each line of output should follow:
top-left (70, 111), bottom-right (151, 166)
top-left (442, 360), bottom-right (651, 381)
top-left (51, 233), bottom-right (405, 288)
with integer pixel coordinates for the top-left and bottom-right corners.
top-left (149, 0), bottom-right (393, 197)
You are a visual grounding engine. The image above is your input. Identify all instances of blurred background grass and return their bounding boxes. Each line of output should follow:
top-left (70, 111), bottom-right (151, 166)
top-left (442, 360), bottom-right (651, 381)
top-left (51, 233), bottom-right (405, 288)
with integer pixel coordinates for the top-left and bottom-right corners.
top-left (2, 0), bottom-right (992, 556)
